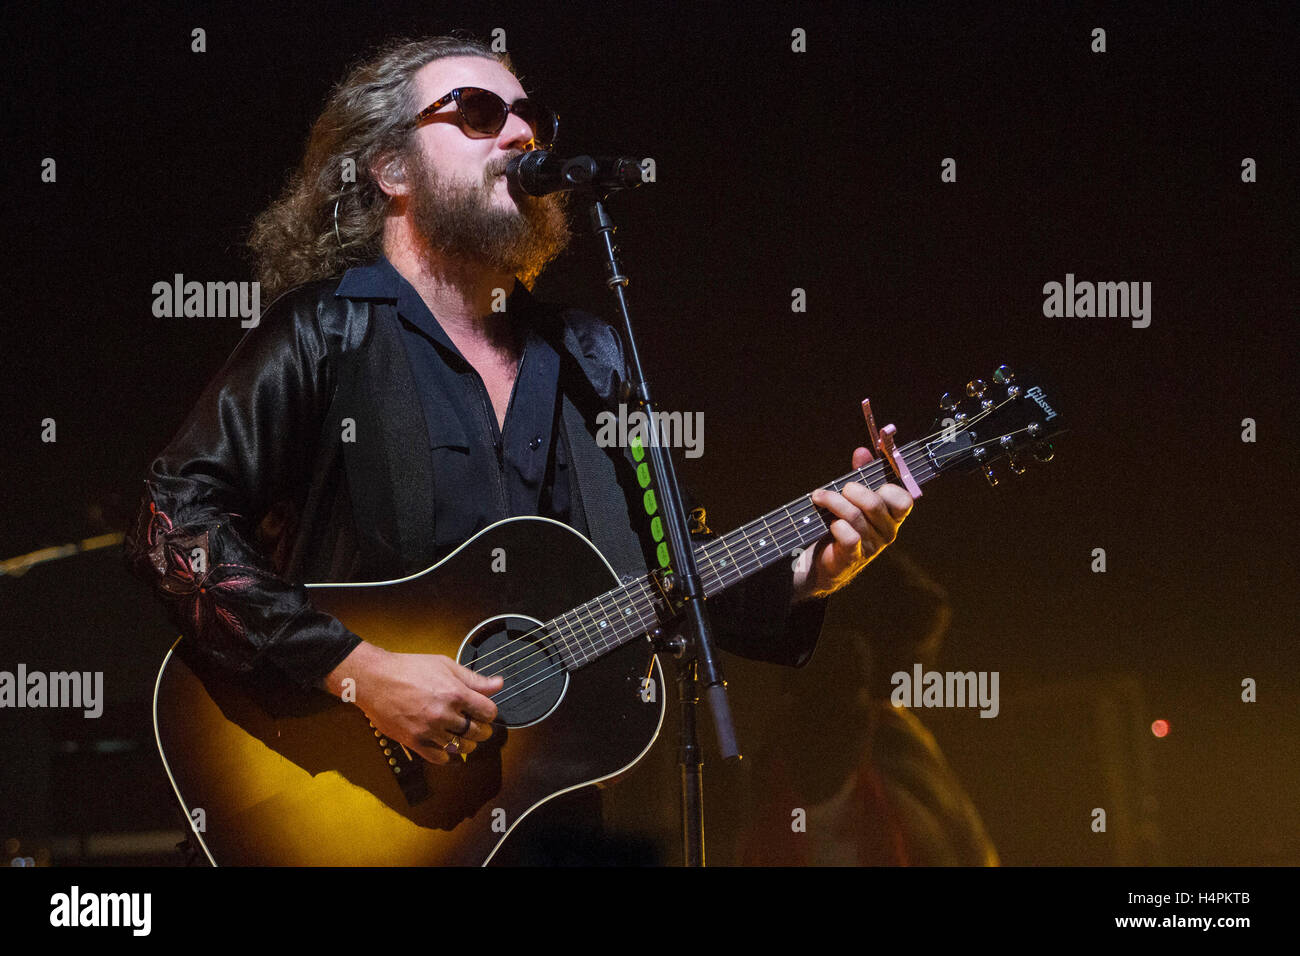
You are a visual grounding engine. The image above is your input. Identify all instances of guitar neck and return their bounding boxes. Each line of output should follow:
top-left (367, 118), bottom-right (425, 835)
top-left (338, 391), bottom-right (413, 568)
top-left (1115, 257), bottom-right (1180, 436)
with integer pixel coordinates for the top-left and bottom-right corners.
top-left (545, 437), bottom-right (942, 671)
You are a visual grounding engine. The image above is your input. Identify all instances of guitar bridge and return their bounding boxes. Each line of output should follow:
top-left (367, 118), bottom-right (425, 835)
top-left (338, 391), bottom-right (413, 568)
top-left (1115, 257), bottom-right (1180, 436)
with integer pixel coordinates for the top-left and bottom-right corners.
top-left (368, 718), bottom-right (429, 806)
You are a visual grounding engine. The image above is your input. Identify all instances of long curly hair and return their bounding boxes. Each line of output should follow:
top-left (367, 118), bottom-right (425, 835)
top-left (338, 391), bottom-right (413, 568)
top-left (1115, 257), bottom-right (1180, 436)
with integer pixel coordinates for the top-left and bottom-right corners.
top-left (248, 35), bottom-right (513, 302)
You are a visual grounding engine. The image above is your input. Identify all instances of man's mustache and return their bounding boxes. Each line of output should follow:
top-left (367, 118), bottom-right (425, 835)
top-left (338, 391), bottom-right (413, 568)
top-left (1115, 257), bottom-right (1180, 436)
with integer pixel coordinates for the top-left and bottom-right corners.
top-left (485, 151), bottom-right (526, 184)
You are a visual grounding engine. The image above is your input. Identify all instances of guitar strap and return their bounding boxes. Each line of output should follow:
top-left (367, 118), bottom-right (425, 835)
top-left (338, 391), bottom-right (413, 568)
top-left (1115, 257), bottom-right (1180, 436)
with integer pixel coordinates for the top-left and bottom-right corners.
top-left (560, 392), bottom-right (648, 581)
top-left (330, 296), bottom-right (438, 580)
top-left (557, 322), bottom-right (653, 582)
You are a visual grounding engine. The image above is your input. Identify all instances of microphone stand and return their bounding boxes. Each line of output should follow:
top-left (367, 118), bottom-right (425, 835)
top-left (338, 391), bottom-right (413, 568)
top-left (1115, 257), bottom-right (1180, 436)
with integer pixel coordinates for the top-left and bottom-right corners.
top-left (585, 193), bottom-right (738, 867)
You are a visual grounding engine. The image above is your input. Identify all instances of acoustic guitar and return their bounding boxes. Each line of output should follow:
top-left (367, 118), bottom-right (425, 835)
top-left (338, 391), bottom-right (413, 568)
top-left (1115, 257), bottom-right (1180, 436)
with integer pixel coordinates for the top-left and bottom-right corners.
top-left (152, 366), bottom-right (1061, 865)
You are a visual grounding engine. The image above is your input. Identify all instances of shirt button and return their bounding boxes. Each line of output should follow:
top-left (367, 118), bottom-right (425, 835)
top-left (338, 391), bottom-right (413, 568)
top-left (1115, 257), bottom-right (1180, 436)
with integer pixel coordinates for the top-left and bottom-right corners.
top-left (529, 435), bottom-right (542, 450)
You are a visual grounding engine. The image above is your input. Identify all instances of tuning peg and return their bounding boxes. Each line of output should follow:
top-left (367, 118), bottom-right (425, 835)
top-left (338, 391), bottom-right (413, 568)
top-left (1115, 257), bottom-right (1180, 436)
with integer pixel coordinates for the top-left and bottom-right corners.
top-left (1007, 454), bottom-right (1028, 476)
top-left (1032, 442), bottom-right (1055, 463)
top-left (983, 464), bottom-right (999, 487)
top-left (993, 365), bottom-right (1014, 385)
top-left (966, 379), bottom-right (987, 399)
top-left (939, 392), bottom-right (957, 412)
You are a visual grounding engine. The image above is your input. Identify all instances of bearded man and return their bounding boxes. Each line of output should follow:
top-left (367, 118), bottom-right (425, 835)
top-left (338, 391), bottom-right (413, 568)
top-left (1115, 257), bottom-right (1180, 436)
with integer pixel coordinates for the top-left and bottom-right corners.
top-left (126, 35), bottom-right (912, 864)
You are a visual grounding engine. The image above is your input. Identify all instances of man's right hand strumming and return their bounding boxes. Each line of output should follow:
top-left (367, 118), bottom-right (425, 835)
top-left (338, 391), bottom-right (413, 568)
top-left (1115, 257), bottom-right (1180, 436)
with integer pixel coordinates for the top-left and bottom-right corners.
top-left (323, 641), bottom-right (502, 765)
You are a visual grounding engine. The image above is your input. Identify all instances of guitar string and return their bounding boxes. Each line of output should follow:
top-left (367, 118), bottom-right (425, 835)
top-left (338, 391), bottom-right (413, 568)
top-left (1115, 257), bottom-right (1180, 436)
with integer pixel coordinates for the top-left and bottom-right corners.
top-left (488, 417), bottom-right (1046, 711)
top-left (490, 445), bottom-right (935, 707)
top-left (481, 434), bottom-right (954, 708)
top-left (475, 407), bottom-right (1018, 699)
top-left (489, 485), bottom-right (888, 709)
top-left (482, 492), bottom-right (837, 704)
top-left (473, 404), bottom-right (1027, 701)
top-left (468, 441), bottom-right (902, 680)
top-left (469, 401), bottom-right (994, 681)
top-left (461, 411), bottom-right (949, 678)
top-left (476, 413), bottom-right (1016, 703)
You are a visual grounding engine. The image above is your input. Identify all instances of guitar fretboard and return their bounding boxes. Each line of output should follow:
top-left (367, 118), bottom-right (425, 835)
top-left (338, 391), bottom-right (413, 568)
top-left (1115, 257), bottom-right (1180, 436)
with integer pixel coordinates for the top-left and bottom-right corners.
top-left (543, 438), bottom-right (941, 670)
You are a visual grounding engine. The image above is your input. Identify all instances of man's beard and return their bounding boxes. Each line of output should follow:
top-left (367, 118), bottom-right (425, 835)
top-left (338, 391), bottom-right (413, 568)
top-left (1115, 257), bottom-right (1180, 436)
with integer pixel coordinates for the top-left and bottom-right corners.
top-left (406, 150), bottom-right (572, 286)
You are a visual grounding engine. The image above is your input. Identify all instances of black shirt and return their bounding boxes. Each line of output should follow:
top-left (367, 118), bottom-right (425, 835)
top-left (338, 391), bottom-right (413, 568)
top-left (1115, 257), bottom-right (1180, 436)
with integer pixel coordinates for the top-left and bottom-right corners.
top-left (335, 255), bottom-right (574, 558)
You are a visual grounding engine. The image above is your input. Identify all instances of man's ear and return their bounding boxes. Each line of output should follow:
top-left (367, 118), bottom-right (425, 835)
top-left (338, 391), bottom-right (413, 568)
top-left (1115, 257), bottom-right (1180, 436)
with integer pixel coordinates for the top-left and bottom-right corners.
top-left (372, 155), bottom-right (409, 197)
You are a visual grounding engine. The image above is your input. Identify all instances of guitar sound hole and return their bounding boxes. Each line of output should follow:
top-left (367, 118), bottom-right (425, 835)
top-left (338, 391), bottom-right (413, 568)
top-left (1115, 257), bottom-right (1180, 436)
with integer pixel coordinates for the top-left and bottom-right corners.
top-left (459, 615), bottom-right (568, 728)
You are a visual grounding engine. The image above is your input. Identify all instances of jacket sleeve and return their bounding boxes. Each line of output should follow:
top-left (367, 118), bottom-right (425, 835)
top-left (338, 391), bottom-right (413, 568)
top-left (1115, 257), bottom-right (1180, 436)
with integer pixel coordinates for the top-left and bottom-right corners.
top-left (684, 499), bottom-right (830, 668)
top-left (124, 291), bottom-right (362, 688)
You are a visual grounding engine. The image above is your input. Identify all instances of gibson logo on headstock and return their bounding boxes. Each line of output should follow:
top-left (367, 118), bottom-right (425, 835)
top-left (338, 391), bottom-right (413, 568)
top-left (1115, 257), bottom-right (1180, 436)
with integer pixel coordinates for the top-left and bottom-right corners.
top-left (1025, 386), bottom-right (1058, 421)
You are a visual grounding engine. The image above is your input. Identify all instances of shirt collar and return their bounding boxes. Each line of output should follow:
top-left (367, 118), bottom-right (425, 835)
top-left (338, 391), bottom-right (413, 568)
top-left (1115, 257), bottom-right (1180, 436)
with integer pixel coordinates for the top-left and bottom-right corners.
top-left (335, 253), bottom-right (403, 301)
top-left (336, 254), bottom-right (542, 359)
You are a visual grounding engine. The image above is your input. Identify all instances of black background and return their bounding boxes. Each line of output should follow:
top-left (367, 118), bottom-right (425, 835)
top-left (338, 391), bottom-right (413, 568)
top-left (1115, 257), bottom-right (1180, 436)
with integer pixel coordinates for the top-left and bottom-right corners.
top-left (1, 0), bottom-right (1296, 870)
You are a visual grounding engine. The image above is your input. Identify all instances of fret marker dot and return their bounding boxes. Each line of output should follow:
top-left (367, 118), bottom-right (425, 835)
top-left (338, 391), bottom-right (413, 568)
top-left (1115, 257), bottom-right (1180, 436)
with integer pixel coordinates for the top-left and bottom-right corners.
top-left (759, 538), bottom-right (766, 546)
top-left (599, 621), bottom-right (608, 628)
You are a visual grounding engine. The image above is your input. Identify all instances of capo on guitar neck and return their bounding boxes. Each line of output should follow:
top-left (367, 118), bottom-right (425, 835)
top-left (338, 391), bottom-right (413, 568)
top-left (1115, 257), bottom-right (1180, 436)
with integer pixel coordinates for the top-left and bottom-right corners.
top-left (862, 398), bottom-right (922, 499)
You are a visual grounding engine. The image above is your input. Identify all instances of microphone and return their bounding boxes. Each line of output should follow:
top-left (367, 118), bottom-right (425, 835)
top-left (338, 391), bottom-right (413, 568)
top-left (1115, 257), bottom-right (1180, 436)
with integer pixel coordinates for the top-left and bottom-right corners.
top-left (506, 151), bottom-right (645, 196)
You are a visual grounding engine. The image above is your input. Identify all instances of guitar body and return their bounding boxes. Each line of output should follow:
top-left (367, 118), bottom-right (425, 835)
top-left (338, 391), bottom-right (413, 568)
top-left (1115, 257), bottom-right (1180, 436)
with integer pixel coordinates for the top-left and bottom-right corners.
top-left (153, 516), bottom-right (666, 866)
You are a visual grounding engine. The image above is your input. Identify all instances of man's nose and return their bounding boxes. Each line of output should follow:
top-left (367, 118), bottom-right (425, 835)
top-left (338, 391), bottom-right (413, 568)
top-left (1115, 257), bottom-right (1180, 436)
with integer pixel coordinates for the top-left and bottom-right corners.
top-left (498, 110), bottom-right (537, 151)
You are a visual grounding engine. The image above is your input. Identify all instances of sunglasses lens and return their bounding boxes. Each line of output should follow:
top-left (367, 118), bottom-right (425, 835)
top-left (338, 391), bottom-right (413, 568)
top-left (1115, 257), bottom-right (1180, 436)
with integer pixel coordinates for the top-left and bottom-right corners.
top-left (452, 89), bottom-right (557, 146)
top-left (458, 88), bottom-right (509, 135)
top-left (519, 101), bottom-right (557, 147)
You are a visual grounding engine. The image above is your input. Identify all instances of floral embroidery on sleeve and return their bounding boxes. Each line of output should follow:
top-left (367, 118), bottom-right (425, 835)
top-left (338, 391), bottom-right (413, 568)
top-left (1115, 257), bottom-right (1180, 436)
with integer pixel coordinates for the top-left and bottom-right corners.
top-left (128, 486), bottom-right (275, 664)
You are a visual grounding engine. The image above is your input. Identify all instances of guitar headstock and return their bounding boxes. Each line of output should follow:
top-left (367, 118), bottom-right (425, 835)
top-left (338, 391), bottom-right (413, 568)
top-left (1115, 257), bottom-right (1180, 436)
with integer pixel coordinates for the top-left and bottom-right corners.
top-left (924, 365), bottom-right (1063, 486)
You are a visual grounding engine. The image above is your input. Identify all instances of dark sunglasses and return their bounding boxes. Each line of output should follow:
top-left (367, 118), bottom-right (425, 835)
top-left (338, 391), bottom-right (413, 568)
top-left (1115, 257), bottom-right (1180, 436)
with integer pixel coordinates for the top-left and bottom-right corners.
top-left (409, 87), bottom-right (558, 149)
